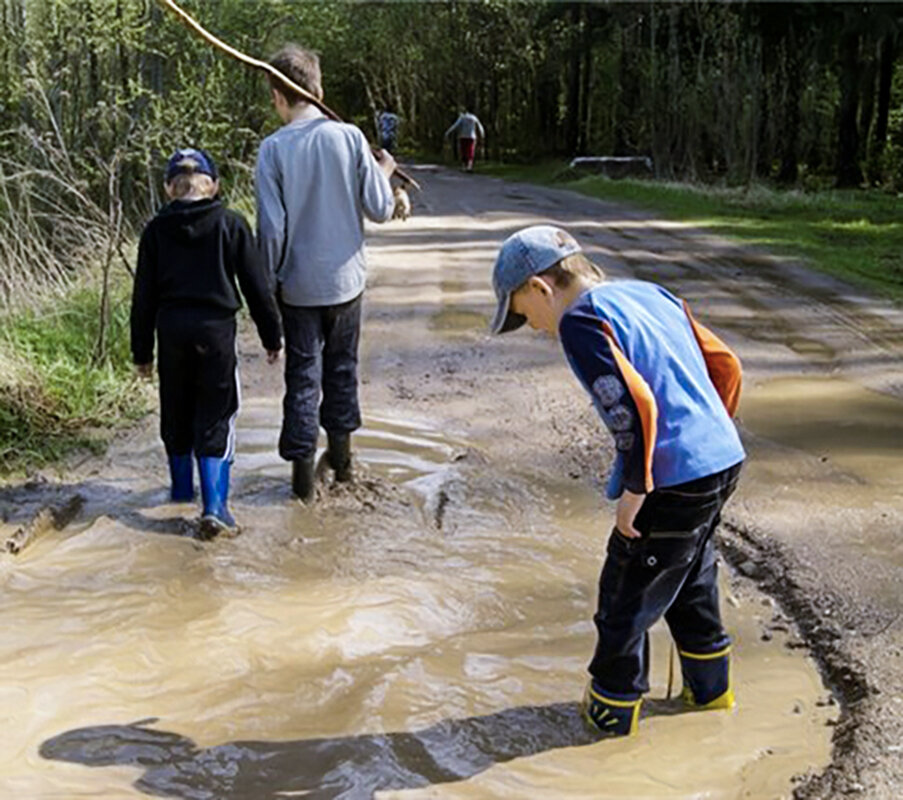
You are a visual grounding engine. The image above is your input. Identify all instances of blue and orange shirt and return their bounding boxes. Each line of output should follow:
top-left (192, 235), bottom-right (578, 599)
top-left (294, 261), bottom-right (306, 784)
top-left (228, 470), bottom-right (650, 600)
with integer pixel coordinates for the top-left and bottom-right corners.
top-left (559, 280), bottom-right (745, 499)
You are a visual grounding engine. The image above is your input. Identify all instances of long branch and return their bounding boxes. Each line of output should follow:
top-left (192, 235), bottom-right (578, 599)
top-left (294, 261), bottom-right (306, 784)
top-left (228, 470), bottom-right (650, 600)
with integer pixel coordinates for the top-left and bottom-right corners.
top-left (156, 0), bottom-right (420, 191)
top-left (157, 0), bottom-right (342, 121)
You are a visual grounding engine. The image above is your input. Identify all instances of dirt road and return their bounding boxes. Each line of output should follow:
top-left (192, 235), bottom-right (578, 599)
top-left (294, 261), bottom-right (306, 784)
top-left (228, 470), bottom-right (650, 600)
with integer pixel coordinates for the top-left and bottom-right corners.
top-left (1, 166), bottom-right (901, 798)
top-left (362, 166), bottom-right (903, 798)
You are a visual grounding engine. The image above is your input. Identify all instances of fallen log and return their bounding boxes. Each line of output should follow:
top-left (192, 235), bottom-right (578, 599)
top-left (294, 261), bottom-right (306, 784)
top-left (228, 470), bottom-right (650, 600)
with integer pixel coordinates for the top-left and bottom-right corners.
top-left (5, 494), bottom-right (84, 555)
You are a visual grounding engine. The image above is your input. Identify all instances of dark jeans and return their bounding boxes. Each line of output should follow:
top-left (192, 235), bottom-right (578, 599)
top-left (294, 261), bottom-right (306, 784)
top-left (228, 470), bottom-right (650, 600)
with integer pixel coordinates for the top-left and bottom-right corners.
top-left (156, 307), bottom-right (238, 459)
top-left (278, 293), bottom-right (363, 461)
top-left (588, 461), bottom-right (743, 697)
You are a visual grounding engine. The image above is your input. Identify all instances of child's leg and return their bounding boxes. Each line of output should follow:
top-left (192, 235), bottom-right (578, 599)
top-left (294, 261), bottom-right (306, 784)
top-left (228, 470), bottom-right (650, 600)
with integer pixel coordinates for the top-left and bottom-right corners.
top-left (588, 527), bottom-right (697, 696)
top-left (320, 293), bottom-right (363, 481)
top-left (586, 465), bottom-right (741, 733)
top-left (157, 314), bottom-right (197, 501)
top-left (663, 464), bottom-right (743, 708)
top-left (191, 315), bottom-right (240, 533)
top-left (278, 303), bottom-right (325, 463)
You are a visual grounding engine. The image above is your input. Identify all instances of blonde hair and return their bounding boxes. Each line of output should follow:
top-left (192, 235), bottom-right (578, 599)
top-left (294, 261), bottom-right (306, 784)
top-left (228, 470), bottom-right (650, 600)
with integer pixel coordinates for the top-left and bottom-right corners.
top-left (165, 165), bottom-right (217, 200)
top-left (539, 253), bottom-right (605, 287)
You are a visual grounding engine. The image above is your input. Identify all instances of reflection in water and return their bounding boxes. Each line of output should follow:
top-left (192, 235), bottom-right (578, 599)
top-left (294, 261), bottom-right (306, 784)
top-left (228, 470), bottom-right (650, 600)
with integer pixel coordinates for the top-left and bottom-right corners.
top-left (41, 703), bottom-right (602, 800)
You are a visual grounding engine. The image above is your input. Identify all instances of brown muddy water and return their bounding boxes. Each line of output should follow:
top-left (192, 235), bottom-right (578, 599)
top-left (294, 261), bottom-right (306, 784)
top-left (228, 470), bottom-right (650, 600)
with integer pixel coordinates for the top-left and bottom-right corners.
top-left (1, 397), bottom-right (835, 799)
top-left (738, 376), bottom-right (903, 578)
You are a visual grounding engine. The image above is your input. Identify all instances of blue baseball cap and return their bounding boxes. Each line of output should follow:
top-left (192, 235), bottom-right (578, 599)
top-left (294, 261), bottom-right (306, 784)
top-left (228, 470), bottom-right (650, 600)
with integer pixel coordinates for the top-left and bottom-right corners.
top-left (164, 148), bottom-right (218, 182)
top-left (490, 225), bottom-right (582, 334)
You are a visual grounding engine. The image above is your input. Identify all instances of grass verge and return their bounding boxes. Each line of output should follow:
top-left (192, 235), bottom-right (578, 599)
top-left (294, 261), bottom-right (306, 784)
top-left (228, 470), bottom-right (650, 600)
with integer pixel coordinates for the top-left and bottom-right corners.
top-left (0, 282), bottom-right (150, 474)
top-left (481, 160), bottom-right (903, 302)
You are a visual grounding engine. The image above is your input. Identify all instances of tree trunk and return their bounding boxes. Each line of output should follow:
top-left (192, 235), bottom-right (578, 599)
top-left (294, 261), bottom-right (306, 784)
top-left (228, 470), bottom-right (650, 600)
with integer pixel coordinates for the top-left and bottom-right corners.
top-left (871, 33), bottom-right (895, 159)
top-left (777, 27), bottom-right (802, 184)
top-left (577, 6), bottom-right (593, 156)
top-left (834, 27), bottom-right (863, 188)
top-left (565, 3), bottom-right (581, 156)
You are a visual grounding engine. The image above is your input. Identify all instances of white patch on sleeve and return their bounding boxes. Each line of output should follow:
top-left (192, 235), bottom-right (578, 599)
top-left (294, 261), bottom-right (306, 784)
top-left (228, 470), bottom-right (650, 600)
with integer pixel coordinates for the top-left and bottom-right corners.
top-left (615, 432), bottom-right (636, 452)
top-left (592, 375), bottom-right (623, 407)
top-left (609, 404), bottom-right (634, 431)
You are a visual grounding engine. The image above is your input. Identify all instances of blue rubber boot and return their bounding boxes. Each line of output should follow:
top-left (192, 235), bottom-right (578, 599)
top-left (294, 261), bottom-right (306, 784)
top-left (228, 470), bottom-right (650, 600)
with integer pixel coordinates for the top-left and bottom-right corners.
top-left (679, 645), bottom-right (735, 710)
top-left (582, 681), bottom-right (642, 736)
top-left (197, 456), bottom-right (238, 539)
top-left (167, 453), bottom-right (195, 502)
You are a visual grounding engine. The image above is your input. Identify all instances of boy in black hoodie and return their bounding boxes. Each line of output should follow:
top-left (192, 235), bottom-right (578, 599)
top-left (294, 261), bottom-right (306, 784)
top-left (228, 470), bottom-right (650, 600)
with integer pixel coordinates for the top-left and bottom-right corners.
top-left (131, 148), bottom-right (282, 538)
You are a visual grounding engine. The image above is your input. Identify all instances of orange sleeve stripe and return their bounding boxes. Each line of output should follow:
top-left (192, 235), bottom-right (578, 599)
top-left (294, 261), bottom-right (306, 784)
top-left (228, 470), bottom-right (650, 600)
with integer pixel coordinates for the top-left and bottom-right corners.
top-left (682, 302), bottom-right (742, 417)
top-left (601, 322), bottom-right (657, 493)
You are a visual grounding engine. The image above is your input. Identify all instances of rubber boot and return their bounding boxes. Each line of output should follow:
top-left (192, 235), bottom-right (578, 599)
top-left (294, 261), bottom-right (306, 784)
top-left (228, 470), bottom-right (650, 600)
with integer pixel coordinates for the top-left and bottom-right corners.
top-left (326, 432), bottom-right (353, 482)
top-left (168, 453), bottom-right (195, 502)
top-left (582, 681), bottom-right (642, 736)
top-left (197, 456), bottom-right (238, 539)
top-left (292, 455), bottom-right (317, 503)
top-left (679, 645), bottom-right (735, 710)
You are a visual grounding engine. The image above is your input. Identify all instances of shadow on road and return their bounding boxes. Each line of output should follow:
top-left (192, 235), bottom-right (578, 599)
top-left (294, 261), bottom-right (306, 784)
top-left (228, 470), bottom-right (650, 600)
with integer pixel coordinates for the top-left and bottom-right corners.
top-left (39, 700), bottom-right (684, 799)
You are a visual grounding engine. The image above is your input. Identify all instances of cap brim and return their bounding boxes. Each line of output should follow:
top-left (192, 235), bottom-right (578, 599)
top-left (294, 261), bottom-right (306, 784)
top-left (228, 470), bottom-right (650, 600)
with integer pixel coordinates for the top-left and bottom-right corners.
top-left (489, 292), bottom-right (526, 335)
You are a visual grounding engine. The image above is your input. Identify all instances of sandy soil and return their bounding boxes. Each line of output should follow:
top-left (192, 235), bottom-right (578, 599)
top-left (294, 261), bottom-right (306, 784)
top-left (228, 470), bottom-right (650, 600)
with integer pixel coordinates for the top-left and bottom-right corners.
top-left (2, 165), bottom-right (901, 798)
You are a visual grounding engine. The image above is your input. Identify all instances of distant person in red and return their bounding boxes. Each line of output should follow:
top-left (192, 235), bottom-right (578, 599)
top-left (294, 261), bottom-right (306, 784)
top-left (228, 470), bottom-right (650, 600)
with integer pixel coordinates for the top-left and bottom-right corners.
top-left (445, 110), bottom-right (485, 172)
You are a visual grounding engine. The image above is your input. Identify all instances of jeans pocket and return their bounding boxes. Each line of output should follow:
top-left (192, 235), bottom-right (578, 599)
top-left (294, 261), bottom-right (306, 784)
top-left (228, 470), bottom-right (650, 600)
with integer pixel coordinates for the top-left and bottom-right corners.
top-left (607, 526), bottom-right (639, 556)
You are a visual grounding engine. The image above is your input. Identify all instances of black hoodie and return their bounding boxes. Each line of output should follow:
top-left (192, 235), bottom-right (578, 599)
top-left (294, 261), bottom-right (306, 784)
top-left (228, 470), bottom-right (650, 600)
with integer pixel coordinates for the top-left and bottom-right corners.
top-left (130, 198), bottom-right (282, 364)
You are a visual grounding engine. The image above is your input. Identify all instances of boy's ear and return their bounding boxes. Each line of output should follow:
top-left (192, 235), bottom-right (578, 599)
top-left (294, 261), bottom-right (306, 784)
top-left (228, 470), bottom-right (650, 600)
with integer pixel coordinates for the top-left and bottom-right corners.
top-left (526, 274), bottom-right (555, 298)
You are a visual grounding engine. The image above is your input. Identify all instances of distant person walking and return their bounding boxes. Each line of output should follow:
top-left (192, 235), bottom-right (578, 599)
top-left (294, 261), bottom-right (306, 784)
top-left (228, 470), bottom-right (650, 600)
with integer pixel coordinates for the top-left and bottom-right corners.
top-left (377, 110), bottom-right (400, 154)
top-left (445, 110), bottom-right (484, 172)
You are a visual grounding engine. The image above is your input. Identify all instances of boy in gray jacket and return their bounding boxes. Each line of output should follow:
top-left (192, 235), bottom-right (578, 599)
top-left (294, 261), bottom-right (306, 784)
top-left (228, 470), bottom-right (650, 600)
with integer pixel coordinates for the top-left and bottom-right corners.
top-left (255, 45), bottom-right (396, 502)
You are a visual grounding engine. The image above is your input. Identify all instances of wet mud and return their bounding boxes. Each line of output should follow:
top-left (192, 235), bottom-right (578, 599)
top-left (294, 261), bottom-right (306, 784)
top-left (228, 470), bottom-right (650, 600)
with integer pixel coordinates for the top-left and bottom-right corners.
top-left (3, 165), bottom-right (902, 798)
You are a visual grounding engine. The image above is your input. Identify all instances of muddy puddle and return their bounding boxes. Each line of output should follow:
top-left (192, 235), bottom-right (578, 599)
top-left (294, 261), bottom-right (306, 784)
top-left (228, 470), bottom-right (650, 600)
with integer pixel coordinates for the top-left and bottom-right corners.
top-left (740, 376), bottom-right (903, 493)
top-left (0, 396), bottom-right (835, 799)
top-left (735, 375), bottom-right (903, 583)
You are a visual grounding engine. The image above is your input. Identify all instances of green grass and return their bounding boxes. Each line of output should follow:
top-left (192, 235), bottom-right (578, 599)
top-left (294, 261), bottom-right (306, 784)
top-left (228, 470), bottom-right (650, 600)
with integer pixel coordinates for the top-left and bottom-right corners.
top-left (0, 283), bottom-right (150, 473)
top-left (481, 160), bottom-right (903, 302)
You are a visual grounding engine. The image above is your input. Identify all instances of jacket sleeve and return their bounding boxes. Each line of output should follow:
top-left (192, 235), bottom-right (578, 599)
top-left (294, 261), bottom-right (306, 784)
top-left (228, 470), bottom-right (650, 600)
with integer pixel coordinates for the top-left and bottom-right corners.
top-left (229, 213), bottom-right (283, 352)
top-left (255, 138), bottom-right (287, 280)
top-left (475, 117), bottom-right (485, 139)
top-left (356, 127), bottom-right (395, 223)
top-left (559, 312), bottom-right (656, 498)
top-left (683, 301), bottom-right (742, 416)
top-left (130, 226), bottom-right (158, 365)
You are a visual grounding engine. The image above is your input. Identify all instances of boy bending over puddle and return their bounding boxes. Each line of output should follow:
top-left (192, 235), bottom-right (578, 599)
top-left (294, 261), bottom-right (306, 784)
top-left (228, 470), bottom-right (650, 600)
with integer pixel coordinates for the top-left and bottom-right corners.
top-left (489, 225), bottom-right (746, 735)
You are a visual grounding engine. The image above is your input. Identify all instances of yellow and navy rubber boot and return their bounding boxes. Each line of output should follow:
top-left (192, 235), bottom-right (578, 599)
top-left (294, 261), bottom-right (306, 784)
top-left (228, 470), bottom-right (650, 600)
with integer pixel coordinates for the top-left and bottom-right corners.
top-left (582, 681), bottom-right (642, 736)
top-left (679, 645), bottom-right (735, 710)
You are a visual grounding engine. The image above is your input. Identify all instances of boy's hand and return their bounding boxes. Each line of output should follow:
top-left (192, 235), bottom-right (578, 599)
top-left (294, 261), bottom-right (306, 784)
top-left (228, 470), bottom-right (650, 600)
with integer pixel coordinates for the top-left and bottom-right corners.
top-left (135, 363), bottom-right (153, 380)
top-left (615, 490), bottom-right (645, 539)
top-left (373, 147), bottom-right (396, 178)
top-left (266, 348), bottom-right (282, 364)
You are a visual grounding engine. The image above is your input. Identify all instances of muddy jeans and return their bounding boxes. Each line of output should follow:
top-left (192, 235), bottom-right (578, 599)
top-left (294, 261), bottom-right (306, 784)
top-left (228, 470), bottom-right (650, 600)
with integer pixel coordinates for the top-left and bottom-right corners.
top-left (589, 461), bottom-right (743, 697)
top-left (278, 293), bottom-right (363, 461)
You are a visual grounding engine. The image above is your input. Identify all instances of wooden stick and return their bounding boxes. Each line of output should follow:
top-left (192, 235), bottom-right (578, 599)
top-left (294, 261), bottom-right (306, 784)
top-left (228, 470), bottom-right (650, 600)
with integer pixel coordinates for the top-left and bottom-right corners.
top-left (5, 494), bottom-right (84, 555)
top-left (666, 641), bottom-right (676, 700)
top-left (156, 0), bottom-right (421, 192)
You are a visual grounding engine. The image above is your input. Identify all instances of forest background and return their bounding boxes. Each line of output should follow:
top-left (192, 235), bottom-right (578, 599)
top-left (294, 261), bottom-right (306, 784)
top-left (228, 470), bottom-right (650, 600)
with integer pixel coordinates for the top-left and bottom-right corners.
top-left (0, 0), bottom-right (901, 469)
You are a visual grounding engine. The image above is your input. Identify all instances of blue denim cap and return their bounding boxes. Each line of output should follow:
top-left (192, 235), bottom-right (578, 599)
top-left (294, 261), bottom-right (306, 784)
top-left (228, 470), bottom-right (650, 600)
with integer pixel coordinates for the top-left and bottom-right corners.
top-left (164, 147), bottom-right (218, 182)
top-left (490, 225), bottom-right (582, 334)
